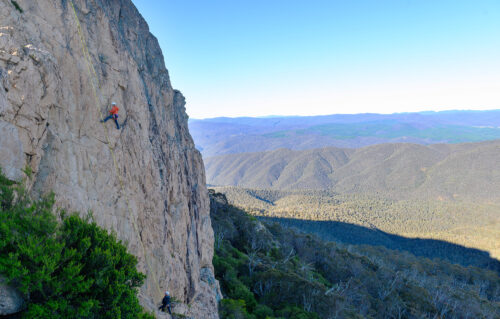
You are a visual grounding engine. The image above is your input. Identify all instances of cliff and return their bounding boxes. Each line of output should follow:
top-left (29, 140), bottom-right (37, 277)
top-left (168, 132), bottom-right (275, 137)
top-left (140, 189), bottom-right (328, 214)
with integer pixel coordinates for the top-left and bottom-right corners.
top-left (0, 0), bottom-right (219, 317)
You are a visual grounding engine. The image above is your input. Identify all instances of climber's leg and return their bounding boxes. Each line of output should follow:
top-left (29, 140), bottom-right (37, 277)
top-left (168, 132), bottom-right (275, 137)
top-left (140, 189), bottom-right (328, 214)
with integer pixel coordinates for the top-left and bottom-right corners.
top-left (101, 114), bottom-right (113, 123)
top-left (113, 115), bottom-right (120, 129)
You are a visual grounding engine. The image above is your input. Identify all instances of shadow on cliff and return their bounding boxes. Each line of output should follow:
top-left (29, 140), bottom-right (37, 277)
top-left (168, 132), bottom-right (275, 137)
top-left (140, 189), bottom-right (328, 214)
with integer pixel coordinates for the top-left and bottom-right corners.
top-left (258, 216), bottom-right (500, 272)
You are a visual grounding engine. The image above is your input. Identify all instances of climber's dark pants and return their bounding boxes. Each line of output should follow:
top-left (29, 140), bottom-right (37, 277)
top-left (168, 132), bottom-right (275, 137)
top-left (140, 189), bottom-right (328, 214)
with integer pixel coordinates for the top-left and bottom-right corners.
top-left (158, 304), bottom-right (171, 314)
top-left (102, 114), bottom-right (120, 129)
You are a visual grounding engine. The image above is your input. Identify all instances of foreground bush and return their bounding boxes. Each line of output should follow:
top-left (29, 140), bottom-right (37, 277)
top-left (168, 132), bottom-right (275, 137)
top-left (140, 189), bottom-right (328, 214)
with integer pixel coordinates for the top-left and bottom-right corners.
top-left (0, 169), bottom-right (152, 318)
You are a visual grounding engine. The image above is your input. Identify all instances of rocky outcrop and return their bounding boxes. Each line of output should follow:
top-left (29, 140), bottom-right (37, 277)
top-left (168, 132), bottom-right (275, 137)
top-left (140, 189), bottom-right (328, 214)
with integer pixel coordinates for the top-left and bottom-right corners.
top-left (0, 0), bottom-right (218, 317)
top-left (0, 277), bottom-right (24, 316)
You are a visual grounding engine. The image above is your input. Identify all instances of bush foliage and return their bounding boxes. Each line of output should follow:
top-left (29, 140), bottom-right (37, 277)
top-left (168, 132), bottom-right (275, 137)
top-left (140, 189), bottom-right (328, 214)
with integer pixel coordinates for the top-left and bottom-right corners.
top-left (0, 169), bottom-right (152, 318)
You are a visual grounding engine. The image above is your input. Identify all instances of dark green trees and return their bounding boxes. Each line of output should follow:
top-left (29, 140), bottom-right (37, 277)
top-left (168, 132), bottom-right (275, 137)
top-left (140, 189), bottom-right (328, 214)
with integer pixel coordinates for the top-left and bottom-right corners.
top-left (0, 169), bottom-right (152, 318)
top-left (211, 191), bottom-right (323, 319)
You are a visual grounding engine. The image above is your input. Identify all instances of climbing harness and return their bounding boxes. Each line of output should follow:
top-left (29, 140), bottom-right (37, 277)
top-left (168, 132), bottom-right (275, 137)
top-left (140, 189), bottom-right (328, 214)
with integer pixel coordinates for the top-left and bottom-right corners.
top-left (68, 0), bottom-right (163, 299)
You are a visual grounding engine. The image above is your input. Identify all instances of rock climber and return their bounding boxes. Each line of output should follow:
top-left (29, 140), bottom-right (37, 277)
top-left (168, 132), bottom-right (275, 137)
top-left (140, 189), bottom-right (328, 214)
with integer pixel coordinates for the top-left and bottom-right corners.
top-left (159, 291), bottom-right (172, 314)
top-left (101, 102), bottom-right (120, 129)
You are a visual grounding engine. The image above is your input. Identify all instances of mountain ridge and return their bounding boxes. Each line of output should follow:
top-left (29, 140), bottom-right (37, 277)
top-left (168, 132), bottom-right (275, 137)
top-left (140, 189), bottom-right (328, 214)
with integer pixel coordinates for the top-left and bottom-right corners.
top-left (205, 139), bottom-right (500, 201)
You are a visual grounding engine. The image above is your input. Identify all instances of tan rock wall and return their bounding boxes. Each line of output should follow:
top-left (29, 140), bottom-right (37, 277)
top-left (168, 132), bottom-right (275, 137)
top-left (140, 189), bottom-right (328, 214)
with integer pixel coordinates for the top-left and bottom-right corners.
top-left (0, 0), bottom-right (219, 317)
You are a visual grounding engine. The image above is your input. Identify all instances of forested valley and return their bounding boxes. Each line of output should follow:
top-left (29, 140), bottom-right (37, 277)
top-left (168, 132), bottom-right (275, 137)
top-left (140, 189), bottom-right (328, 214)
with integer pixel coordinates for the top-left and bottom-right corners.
top-left (210, 190), bottom-right (500, 319)
top-left (214, 187), bottom-right (500, 269)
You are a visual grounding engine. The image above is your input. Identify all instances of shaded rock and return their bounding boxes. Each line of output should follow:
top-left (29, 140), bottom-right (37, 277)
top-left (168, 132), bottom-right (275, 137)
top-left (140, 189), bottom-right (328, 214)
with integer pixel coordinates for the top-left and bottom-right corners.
top-left (0, 278), bottom-right (24, 315)
top-left (0, 121), bottom-right (24, 181)
top-left (200, 266), bottom-right (222, 302)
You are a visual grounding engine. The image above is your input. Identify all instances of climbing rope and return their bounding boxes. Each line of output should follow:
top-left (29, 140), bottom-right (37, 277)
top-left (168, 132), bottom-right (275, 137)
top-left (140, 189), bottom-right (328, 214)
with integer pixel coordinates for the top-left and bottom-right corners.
top-left (68, 0), bottom-right (163, 300)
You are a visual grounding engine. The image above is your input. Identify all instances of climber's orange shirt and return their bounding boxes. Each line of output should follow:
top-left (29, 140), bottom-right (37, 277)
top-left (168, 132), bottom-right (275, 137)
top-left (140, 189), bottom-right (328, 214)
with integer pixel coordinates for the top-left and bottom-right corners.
top-left (109, 105), bottom-right (119, 115)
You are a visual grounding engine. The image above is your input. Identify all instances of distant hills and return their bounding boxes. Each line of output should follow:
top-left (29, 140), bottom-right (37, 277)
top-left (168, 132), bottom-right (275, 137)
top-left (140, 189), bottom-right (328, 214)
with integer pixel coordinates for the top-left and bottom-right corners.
top-left (205, 140), bottom-right (500, 201)
top-left (189, 110), bottom-right (500, 157)
top-left (207, 139), bottom-right (500, 263)
top-left (196, 110), bottom-right (500, 272)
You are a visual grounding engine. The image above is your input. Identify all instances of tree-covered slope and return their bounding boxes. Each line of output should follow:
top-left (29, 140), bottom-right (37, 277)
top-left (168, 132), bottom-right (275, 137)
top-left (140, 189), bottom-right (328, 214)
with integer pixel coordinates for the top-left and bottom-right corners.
top-left (215, 186), bottom-right (500, 267)
top-left (205, 140), bottom-right (500, 202)
top-left (210, 190), bottom-right (500, 319)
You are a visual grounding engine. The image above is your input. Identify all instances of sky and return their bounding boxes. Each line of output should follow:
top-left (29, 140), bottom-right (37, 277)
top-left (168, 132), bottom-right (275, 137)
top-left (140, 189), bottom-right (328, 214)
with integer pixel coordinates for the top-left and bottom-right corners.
top-left (131, 0), bottom-right (500, 119)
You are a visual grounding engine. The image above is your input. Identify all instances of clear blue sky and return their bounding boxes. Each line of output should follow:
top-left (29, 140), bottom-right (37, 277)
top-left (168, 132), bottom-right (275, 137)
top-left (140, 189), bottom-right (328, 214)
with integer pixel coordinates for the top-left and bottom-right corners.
top-left (131, 0), bottom-right (500, 119)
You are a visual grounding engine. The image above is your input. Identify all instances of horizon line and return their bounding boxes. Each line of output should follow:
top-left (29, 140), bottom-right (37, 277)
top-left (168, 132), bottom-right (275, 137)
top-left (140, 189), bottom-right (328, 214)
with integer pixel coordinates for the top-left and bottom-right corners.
top-left (189, 108), bottom-right (500, 121)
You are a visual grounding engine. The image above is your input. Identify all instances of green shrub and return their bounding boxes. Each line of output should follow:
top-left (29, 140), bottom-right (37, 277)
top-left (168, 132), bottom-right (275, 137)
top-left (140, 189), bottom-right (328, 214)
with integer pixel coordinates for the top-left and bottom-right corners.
top-left (231, 284), bottom-right (257, 312)
top-left (253, 304), bottom-right (274, 319)
top-left (275, 305), bottom-right (320, 319)
top-left (0, 169), bottom-right (152, 318)
top-left (219, 299), bottom-right (254, 319)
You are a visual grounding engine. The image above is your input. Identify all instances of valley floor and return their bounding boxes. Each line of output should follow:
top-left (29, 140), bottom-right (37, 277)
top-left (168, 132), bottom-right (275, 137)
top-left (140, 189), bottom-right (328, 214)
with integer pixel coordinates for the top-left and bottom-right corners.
top-left (214, 186), bottom-right (500, 271)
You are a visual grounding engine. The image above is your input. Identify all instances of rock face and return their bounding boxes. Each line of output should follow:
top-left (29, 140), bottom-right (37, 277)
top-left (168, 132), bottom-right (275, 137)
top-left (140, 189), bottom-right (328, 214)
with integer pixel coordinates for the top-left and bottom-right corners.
top-left (0, 0), bottom-right (219, 317)
top-left (0, 277), bottom-right (24, 315)
top-left (0, 121), bottom-right (24, 180)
